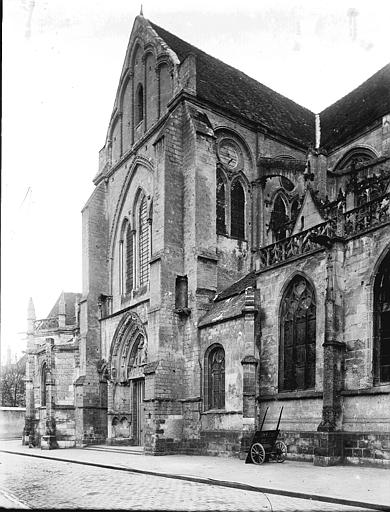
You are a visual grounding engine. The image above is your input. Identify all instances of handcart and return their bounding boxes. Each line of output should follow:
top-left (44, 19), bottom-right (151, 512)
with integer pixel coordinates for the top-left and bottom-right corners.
top-left (245, 407), bottom-right (287, 464)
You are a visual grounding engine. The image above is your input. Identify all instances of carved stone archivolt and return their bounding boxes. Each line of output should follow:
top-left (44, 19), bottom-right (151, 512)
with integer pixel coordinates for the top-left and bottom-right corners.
top-left (109, 312), bottom-right (148, 384)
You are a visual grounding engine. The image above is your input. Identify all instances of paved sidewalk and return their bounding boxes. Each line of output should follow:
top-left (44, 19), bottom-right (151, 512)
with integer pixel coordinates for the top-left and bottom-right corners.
top-left (1, 440), bottom-right (389, 510)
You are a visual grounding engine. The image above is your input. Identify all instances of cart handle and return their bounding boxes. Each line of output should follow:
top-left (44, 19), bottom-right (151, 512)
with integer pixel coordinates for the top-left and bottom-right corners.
top-left (259, 407), bottom-right (269, 431)
top-left (276, 406), bottom-right (284, 431)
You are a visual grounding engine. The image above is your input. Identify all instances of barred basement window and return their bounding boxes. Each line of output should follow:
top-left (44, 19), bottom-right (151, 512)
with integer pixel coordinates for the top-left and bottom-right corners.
top-left (374, 251), bottom-right (390, 384)
top-left (126, 225), bottom-right (134, 294)
top-left (138, 196), bottom-right (149, 286)
top-left (206, 345), bottom-right (225, 410)
top-left (230, 180), bottom-right (245, 239)
top-left (216, 171), bottom-right (227, 234)
top-left (279, 276), bottom-right (316, 392)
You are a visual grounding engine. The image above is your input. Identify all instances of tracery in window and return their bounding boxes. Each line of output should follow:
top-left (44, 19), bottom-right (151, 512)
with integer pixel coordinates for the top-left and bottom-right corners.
top-left (374, 251), bottom-right (390, 384)
top-left (230, 180), bottom-right (245, 239)
top-left (279, 276), bottom-right (316, 392)
top-left (206, 345), bottom-right (225, 410)
top-left (216, 170), bottom-right (227, 235)
top-left (334, 147), bottom-right (376, 172)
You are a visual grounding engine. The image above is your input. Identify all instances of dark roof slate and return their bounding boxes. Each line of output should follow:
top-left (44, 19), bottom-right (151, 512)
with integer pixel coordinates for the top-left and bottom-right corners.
top-left (47, 292), bottom-right (81, 326)
top-left (320, 63), bottom-right (390, 151)
top-left (198, 294), bottom-right (246, 328)
top-left (215, 270), bottom-right (256, 302)
top-left (150, 22), bottom-right (315, 148)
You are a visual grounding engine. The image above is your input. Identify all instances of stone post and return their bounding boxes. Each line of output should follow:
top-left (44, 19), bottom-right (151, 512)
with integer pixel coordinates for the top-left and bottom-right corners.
top-left (240, 287), bottom-right (259, 457)
top-left (23, 298), bottom-right (36, 446)
top-left (58, 291), bottom-right (66, 328)
top-left (41, 338), bottom-right (58, 450)
top-left (315, 237), bottom-right (346, 466)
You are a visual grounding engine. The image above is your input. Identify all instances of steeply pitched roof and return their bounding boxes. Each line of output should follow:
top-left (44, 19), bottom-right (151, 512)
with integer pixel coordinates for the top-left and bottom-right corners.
top-left (215, 270), bottom-right (256, 302)
top-left (150, 22), bottom-right (315, 148)
top-left (320, 63), bottom-right (390, 151)
top-left (47, 292), bottom-right (81, 326)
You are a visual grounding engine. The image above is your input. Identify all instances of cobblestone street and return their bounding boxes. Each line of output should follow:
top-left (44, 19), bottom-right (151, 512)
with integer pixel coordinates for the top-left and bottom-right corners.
top-left (0, 452), bottom-right (374, 511)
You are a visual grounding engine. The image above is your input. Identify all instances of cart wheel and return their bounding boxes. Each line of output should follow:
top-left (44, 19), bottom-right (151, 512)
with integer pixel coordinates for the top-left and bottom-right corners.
top-left (274, 441), bottom-right (287, 463)
top-left (250, 442), bottom-right (266, 465)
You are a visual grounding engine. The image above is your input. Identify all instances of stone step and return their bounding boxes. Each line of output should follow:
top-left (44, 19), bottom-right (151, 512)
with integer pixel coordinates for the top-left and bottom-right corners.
top-left (84, 445), bottom-right (144, 455)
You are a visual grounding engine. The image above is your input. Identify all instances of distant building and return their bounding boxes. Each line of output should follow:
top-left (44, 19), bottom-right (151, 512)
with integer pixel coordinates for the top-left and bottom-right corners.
top-left (24, 293), bottom-right (81, 448)
top-left (26, 15), bottom-right (390, 466)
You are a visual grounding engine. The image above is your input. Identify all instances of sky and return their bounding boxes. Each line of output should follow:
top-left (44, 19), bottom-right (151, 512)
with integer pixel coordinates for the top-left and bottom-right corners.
top-left (2, 0), bottom-right (390, 362)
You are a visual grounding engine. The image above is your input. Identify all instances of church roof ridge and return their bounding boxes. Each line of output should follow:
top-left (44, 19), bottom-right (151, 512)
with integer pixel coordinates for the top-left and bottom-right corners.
top-left (148, 21), bottom-right (316, 149)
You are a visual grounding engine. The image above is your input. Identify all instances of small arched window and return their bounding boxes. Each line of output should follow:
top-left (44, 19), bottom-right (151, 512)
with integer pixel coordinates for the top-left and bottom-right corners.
top-left (206, 345), bottom-right (225, 410)
top-left (136, 84), bottom-right (144, 125)
top-left (279, 276), bottom-right (316, 392)
top-left (271, 195), bottom-right (289, 241)
top-left (126, 224), bottom-right (134, 294)
top-left (138, 195), bottom-right (149, 287)
top-left (230, 180), bottom-right (245, 239)
top-left (374, 251), bottom-right (390, 384)
top-left (41, 363), bottom-right (48, 406)
top-left (216, 170), bottom-right (227, 235)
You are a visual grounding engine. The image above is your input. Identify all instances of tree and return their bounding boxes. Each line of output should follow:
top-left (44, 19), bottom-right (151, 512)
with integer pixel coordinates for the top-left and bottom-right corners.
top-left (0, 356), bottom-right (26, 407)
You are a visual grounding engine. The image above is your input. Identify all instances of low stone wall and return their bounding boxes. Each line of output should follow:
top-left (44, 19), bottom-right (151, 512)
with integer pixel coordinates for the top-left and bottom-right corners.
top-left (0, 407), bottom-right (26, 439)
top-left (147, 429), bottom-right (390, 467)
top-left (280, 430), bottom-right (390, 467)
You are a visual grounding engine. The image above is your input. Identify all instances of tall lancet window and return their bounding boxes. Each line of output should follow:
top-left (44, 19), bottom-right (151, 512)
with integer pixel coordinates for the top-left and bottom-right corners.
top-left (230, 180), bottom-right (245, 239)
top-left (279, 276), bottom-right (316, 392)
top-left (136, 84), bottom-right (144, 125)
top-left (138, 195), bottom-right (149, 286)
top-left (206, 345), bottom-right (225, 410)
top-left (374, 251), bottom-right (390, 384)
top-left (216, 170), bottom-right (227, 235)
top-left (126, 224), bottom-right (134, 294)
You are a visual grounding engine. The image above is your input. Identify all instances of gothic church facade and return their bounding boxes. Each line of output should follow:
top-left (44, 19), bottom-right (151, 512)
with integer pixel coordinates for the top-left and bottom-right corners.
top-left (25, 15), bottom-right (390, 466)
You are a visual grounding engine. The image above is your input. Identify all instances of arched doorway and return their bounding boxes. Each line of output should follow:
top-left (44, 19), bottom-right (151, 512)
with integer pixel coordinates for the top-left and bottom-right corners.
top-left (108, 312), bottom-right (147, 446)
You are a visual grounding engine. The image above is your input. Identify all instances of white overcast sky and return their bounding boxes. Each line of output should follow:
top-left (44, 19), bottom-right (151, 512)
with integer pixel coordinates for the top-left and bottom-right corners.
top-left (2, 0), bottom-right (390, 362)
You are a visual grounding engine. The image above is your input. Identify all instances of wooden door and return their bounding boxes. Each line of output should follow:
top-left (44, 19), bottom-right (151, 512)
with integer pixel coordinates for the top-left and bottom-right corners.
top-left (132, 379), bottom-right (145, 445)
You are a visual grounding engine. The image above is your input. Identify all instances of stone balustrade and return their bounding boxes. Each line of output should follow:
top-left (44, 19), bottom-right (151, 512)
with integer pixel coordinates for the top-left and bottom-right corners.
top-left (257, 191), bottom-right (390, 270)
top-left (34, 317), bottom-right (59, 332)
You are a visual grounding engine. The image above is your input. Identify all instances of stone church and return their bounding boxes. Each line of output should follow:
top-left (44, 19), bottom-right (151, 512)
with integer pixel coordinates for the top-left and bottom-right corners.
top-left (24, 14), bottom-right (390, 466)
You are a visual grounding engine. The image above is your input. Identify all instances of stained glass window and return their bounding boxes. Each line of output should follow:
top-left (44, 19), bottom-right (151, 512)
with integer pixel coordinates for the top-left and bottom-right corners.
top-left (374, 252), bottom-right (390, 383)
top-left (207, 346), bottom-right (225, 410)
top-left (279, 277), bottom-right (316, 391)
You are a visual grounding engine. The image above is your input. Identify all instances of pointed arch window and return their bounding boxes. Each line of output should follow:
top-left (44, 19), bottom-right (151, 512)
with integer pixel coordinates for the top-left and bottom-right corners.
top-left (41, 363), bottom-right (48, 407)
top-left (279, 276), bottom-right (316, 392)
top-left (271, 194), bottom-right (289, 241)
top-left (138, 195), bottom-right (149, 287)
top-left (206, 345), bottom-right (225, 410)
top-left (216, 170), bottom-right (227, 235)
top-left (231, 180), bottom-right (245, 239)
top-left (374, 251), bottom-right (390, 384)
top-left (136, 84), bottom-right (144, 125)
top-left (334, 147), bottom-right (375, 172)
top-left (119, 239), bottom-right (125, 295)
top-left (126, 224), bottom-right (134, 294)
